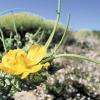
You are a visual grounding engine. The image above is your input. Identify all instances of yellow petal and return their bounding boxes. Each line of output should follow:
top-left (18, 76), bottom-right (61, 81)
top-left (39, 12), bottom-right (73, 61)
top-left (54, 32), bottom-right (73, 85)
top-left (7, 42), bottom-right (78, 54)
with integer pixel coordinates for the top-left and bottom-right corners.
top-left (2, 49), bottom-right (26, 68)
top-left (14, 64), bottom-right (27, 75)
top-left (27, 44), bottom-right (47, 66)
top-left (1, 67), bottom-right (16, 74)
top-left (0, 63), bottom-right (4, 69)
top-left (15, 50), bottom-right (27, 74)
top-left (21, 64), bottom-right (43, 79)
top-left (21, 71), bottom-right (30, 79)
top-left (2, 50), bottom-right (16, 68)
top-left (1, 49), bottom-right (27, 75)
top-left (27, 44), bottom-right (40, 59)
top-left (0, 63), bottom-right (9, 73)
top-left (42, 62), bottom-right (50, 68)
top-left (31, 64), bottom-right (42, 73)
top-left (0, 62), bottom-right (14, 74)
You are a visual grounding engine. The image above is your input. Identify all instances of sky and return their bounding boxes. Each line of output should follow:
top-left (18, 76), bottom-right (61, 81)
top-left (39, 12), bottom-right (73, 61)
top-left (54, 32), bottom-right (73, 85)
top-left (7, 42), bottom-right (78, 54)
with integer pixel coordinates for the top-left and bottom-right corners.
top-left (0, 0), bottom-right (100, 31)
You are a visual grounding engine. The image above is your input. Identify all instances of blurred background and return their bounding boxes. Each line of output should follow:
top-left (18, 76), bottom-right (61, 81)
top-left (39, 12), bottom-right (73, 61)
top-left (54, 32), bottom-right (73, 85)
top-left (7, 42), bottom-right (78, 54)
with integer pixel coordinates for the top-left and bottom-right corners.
top-left (0, 0), bottom-right (100, 31)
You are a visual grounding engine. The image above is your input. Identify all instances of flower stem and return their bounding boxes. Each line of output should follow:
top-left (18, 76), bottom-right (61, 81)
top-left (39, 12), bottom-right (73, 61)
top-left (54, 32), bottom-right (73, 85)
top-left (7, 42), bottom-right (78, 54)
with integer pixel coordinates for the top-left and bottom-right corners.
top-left (37, 30), bottom-right (45, 43)
top-left (10, 32), bottom-right (13, 41)
top-left (0, 29), bottom-right (7, 52)
top-left (45, 0), bottom-right (61, 48)
top-left (53, 14), bottom-right (70, 53)
top-left (41, 53), bottom-right (100, 64)
top-left (11, 11), bottom-right (18, 36)
top-left (54, 53), bottom-right (100, 64)
top-left (33, 27), bottom-right (41, 38)
top-left (11, 11), bottom-right (21, 48)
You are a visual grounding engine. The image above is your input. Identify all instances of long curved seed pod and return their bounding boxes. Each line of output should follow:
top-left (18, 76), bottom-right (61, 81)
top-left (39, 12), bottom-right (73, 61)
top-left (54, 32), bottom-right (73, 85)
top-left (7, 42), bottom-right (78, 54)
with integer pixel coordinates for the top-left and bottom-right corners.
top-left (45, 0), bottom-right (61, 48)
top-left (54, 53), bottom-right (100, 64)
top-left (53, 14), bottom-right (70, 53)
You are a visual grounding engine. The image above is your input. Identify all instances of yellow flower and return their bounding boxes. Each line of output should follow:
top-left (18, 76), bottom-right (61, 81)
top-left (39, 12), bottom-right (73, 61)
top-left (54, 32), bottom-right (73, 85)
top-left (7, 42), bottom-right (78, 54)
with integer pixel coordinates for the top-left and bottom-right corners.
top-left (0, 44), bottom-right (50, 79)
